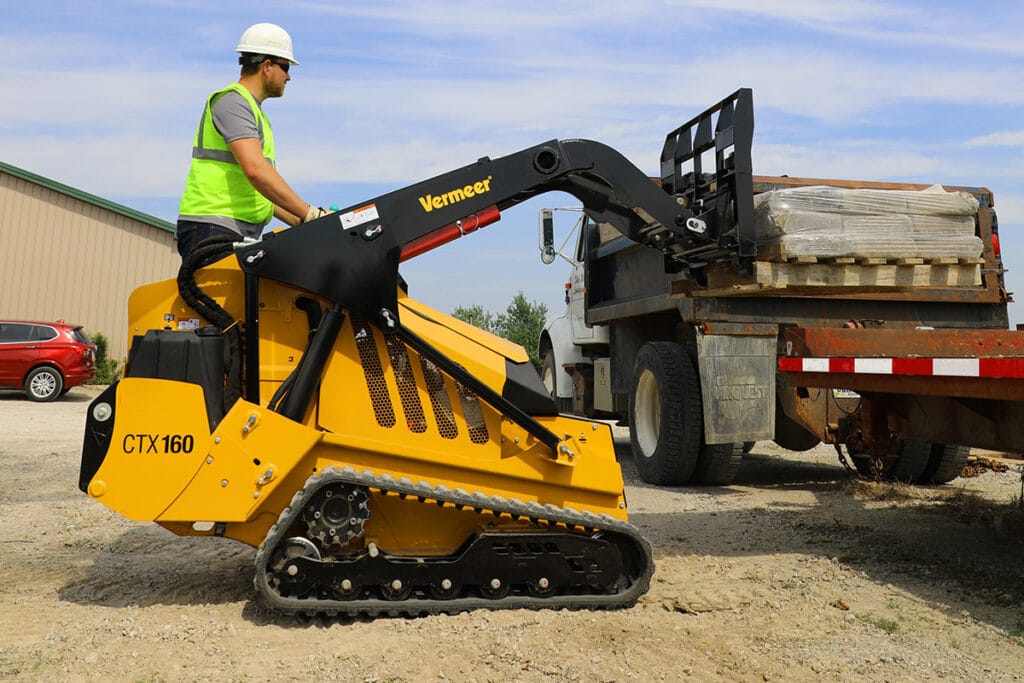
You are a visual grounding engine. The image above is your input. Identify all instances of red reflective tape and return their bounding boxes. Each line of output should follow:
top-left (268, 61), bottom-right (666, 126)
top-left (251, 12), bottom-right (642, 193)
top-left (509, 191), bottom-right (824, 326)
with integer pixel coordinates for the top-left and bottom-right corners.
top-left (778, 357), bottom-right (803, 372)
top-left (831, 358), bottom-right (855, 374)
top-left (980, 358), bottom-right (1024, 378)
top-left (780, 356), bottom-right (1024, 379)
top-left (892, 357), bottom-right (932, 375)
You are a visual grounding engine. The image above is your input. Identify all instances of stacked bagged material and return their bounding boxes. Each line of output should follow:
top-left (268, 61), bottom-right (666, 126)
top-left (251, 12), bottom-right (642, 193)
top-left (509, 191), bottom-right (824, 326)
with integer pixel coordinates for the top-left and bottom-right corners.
top-left (753, 185), bottom-right (983, 260)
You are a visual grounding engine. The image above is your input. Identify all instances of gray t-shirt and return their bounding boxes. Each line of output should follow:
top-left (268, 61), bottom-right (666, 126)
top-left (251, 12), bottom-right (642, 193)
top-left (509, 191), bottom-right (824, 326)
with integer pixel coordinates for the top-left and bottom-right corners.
top-left (211, 90), bottom-right (263, 143)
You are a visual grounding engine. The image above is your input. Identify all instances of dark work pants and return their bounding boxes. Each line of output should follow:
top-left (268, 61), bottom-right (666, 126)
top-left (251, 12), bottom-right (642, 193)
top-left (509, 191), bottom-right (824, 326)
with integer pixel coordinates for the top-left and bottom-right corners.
top-left (175, 220), bottom-right (240, 259)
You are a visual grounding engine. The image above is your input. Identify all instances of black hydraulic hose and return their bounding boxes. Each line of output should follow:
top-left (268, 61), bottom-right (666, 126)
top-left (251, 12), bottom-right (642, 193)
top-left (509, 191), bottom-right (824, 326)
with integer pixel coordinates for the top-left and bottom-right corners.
top-left (177, 236), bottom-right (237, 330)
top-left (268, 297), bottom-right (323, 411)
top-left (176, 235), bottom-right (243, 412)
top-left (267, 368), bottom-right (294, 412)
top-left (277, 303), bottom-right (345, 422)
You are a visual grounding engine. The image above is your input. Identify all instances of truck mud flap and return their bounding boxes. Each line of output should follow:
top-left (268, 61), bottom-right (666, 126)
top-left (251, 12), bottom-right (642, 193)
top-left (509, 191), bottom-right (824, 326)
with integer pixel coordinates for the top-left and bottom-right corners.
top-left (695, 323), bottom-right (776, 444)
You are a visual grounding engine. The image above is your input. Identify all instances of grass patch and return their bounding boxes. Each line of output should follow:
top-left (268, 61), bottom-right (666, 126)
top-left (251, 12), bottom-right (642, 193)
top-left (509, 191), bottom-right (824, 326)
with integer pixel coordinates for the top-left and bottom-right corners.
top-left (859, 613), bottom-right (899, 634)
top-left (842, 475), bottom-right (1024, 538)
top-left (842, 479), bottom-right (925, 503)
top-left (938, 491), bottom-right (1024, 535)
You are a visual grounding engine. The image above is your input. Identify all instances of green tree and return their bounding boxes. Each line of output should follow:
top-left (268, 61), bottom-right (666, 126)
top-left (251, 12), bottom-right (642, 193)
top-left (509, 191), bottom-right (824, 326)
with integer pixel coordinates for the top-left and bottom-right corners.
top-left (87, 332), bottom-right (122, 384)
top-left (452, 292), bottom-right (548, 368)
top-left (451, 304), bottom-right (498, 334)
top-left (496, 293), bottom-right (548, 367)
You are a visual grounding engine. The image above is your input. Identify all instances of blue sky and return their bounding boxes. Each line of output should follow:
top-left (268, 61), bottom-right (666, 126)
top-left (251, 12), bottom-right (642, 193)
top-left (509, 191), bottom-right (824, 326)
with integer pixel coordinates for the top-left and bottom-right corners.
top-left (5, 1), bottom-right (1024, 324)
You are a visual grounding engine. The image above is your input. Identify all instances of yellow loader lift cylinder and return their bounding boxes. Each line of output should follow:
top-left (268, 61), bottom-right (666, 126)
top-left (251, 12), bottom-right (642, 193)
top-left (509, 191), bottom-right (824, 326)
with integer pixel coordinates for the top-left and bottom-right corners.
top-left (78, 92), bottom-right (757, 615)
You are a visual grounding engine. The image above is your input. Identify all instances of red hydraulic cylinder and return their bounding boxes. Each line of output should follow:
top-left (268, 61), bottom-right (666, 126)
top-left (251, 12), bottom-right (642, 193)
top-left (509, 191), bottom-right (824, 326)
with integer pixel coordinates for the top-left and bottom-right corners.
top-left (400, 205), bottom-right (501, 261)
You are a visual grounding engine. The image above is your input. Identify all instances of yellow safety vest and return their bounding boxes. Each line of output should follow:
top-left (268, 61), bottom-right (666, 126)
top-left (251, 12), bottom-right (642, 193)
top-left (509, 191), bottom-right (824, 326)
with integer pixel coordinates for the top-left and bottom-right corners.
top-left (178, 83), bottom-right (276, 231)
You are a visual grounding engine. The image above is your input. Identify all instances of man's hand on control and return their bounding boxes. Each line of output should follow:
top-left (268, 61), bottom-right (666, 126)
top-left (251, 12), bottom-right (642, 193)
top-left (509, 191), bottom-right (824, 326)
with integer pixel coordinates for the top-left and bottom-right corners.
top-left (302, 205), bottom-right (330, 224)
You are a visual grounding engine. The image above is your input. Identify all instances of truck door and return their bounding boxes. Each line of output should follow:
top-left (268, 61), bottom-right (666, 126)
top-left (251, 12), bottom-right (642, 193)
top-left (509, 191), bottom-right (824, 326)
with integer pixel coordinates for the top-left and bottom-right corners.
top-left (568, 217), bottom-right (600, 343)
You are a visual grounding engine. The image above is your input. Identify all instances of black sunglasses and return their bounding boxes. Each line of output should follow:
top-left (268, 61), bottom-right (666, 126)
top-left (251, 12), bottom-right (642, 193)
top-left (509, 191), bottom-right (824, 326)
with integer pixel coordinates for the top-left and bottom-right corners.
top-left (268, 59), bottom-right (290, 74)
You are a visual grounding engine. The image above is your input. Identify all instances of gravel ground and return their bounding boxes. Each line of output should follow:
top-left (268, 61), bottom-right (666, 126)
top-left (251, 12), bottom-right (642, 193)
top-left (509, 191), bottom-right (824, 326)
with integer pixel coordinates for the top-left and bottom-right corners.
top-left (2, 385), bottom-right (1024, 682)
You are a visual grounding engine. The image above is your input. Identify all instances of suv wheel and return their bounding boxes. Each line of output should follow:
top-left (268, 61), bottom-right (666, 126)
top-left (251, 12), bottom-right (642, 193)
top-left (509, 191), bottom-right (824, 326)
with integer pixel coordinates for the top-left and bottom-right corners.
top-left (25, 366), bottom-right (64, 402)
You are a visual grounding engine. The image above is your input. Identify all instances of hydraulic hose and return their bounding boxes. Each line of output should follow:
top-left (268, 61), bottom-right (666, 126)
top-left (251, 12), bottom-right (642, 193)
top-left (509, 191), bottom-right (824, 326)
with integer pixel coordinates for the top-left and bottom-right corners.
top-left (176, 235), bottom-right (243, 412)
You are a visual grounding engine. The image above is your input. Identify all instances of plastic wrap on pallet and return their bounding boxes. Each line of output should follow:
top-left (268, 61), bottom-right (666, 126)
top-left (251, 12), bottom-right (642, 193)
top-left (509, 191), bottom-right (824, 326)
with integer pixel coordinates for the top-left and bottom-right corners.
top-left (754, 184), bottom-right (979, 217)
top-left (753, 185), bottom-right (982, 260)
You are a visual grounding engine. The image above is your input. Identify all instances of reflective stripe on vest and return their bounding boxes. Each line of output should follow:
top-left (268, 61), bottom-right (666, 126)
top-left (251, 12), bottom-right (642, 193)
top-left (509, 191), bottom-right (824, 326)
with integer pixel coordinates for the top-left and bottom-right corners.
top-left (178, 83), bottom-right (276, 229)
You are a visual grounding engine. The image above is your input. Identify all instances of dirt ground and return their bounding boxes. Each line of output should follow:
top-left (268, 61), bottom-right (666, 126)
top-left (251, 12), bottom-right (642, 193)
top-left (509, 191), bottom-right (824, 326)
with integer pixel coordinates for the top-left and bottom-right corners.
top-left (2, 386), bottom-right (1024, 682)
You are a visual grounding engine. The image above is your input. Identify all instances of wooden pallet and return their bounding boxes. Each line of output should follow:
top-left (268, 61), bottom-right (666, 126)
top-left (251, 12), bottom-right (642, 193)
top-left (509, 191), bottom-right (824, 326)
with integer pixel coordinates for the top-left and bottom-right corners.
top-left (755, 242), bottom-right (983, 266)
top-left (677, 255), bottom-right (983, 297)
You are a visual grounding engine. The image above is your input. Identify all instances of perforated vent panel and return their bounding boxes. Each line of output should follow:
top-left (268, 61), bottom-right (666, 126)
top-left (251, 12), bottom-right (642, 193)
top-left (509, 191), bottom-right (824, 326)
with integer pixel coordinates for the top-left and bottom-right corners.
top-left (421, 358), bottom-right (458, 440)
top-left (351, 315), bottom-right (395, 427)
top-left (384, 334), bottom-right (427, 433)
top-left (458, 386), bottom-right (490, 445)
top-left (348, 315), bottom-right (491, 444)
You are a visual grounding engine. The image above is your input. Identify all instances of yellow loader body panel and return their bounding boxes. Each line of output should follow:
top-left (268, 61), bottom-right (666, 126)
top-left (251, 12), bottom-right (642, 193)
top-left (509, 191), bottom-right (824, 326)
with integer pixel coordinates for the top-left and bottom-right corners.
top-left (81, 256), bottom-right (650, 614)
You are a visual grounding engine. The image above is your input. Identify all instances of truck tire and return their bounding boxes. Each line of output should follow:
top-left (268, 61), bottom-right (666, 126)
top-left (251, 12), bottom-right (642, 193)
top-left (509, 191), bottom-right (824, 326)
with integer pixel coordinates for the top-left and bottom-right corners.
top-left (691, 442), bottom-right (744, 485)
top-left (919, 444), bottom-right (970, 484)
top-left (889, 438), bottom-right (934, 483)
top-left (629, 342), bottom-right (701, 485)
top-left (541, 350), bottom-right (572, 414)
top-left (853, 439), bottom-right (934, 483)
top-left (684, 346), bottom-right (743, 485)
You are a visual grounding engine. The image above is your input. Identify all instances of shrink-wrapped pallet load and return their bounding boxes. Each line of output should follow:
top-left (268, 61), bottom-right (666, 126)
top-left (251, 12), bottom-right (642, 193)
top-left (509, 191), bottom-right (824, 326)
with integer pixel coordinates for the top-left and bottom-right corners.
top-left (753, 185), bottom-right (983, 260)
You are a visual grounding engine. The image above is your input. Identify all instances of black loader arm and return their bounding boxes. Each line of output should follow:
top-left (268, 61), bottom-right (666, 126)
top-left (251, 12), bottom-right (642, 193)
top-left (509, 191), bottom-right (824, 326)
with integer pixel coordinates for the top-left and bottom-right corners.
top-left (238, 139), bottom-right (692, 331)
top-left (235, 89), bottom-right (754, 330)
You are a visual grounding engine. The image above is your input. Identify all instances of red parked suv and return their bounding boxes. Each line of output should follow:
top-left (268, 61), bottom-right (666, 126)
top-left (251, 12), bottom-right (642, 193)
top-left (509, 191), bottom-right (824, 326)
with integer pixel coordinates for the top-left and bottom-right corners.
top-left (0, 320), bottom-right (96, 401)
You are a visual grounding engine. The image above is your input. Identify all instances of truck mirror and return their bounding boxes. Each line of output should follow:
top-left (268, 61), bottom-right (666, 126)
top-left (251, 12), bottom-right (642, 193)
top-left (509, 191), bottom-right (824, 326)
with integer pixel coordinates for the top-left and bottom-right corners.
top-left (539, 209), bottom-right (556, 264)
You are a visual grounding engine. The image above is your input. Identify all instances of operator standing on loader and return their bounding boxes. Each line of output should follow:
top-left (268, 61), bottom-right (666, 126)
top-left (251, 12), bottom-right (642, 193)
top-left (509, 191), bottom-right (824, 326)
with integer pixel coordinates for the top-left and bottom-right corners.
top-left (175, 22), bottom-right (328, 258)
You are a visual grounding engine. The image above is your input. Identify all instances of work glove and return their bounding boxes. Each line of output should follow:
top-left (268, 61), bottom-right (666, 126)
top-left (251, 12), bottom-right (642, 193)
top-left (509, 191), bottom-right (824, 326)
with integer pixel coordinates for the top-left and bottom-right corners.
top-left (302, 205), bottom-right (330, 224)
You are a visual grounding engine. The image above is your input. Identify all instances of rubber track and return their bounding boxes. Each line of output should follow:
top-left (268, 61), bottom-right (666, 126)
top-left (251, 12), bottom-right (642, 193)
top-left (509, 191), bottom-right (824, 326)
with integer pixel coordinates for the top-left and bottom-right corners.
top-left (253, 465), bottom-right (655, 617)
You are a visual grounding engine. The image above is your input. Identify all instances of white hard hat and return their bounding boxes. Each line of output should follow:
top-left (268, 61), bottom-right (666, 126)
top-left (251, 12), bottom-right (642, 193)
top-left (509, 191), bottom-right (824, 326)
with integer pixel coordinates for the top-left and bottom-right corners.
top-left (235, 23), bottom-right (299, 65)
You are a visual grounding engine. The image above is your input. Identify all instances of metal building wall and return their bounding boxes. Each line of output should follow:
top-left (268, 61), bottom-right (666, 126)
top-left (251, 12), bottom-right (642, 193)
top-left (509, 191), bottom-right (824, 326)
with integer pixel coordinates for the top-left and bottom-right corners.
top-left (0, 170), bottom-right (179, 362)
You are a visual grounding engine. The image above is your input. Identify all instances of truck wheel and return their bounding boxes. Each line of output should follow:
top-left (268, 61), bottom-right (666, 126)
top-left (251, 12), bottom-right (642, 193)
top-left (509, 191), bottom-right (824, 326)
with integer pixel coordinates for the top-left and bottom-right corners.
top-left (541, 350), bottom-right (572, 413)
top-left (889, 438), bottom-right (934, 483)
top-left (684, 346), bottom-right (743, 486)
top-left (691, 442), bottom-right (745, 485)
top-left (919, 444), bottom-right (970, 484)
top-left (629, 342), bottom-right (701, 485)
top-left (853, 439), bottom-right (933, 483)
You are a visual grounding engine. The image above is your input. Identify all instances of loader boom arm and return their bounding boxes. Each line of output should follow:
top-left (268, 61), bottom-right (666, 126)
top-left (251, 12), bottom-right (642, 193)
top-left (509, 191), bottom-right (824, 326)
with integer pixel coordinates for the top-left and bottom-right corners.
top-left (238, 138), bottom-right (689, 330)
top-left (236, 89), bottom-right (754, 331)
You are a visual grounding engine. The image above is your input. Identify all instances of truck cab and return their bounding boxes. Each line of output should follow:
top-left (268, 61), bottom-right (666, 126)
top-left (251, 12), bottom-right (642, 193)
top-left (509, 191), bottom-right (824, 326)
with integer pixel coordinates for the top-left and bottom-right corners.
top-left (538, 210), bottom-right (609, 415)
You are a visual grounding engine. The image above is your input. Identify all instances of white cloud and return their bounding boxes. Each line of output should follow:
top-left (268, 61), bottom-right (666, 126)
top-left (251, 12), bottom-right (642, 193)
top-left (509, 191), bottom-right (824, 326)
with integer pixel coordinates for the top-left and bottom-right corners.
top-left (665, 0), bottom-right (1024, 56)
top-left (965, 131), bottom-right (1024, 147)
